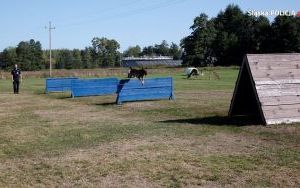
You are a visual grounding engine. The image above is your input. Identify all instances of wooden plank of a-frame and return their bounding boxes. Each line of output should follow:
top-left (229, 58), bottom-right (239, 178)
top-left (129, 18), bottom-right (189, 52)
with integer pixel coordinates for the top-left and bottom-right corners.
top-left (252, 65), bottom-right (300, 71)
top-left (260, 95), bottom-right (300, 106)
top-left (247, 53), bottom-right (300, 60)
top-left (257, 89), bottom-right (300, 98)
top-left (256, 79), bottom-right (300, 85)
top-left (263, 107), bottom-right (300, 120)
top-left (250, 69), bottom-right (300, 80)
top-left (266, 117), bottom-right (300, 125)
top-left (256, 83), bottom-right (300, 90)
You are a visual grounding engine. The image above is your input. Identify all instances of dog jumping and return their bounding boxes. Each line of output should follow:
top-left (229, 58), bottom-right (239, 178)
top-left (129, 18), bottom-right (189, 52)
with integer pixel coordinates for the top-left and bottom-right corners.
top-left (128, 67), bottom-right (147, 85)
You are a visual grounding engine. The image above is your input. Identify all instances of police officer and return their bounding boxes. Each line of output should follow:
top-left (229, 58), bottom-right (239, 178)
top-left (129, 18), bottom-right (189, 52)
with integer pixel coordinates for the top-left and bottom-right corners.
top-left (11, 64), bottom-right (22, 94)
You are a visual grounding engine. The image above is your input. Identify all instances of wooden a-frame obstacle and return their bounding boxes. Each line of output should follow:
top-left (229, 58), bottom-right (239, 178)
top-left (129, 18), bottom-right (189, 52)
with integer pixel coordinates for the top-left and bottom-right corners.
top-left (229, 53), bottom-right (300, 125)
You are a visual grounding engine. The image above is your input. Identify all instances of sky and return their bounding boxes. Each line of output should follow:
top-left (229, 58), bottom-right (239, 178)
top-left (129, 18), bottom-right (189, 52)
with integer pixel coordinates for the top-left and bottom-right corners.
top-left (1, 0), bottom-right (299, 52)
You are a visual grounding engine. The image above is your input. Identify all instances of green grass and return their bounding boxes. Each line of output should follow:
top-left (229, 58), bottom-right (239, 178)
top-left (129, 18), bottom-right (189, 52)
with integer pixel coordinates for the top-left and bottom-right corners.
top-left (0, 67), bottom-right (299, 187)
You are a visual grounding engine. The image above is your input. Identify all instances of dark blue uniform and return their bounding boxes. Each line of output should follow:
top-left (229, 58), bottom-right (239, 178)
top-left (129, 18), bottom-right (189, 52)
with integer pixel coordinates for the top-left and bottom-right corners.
top-left (11, 68), bottom-right (21, 94)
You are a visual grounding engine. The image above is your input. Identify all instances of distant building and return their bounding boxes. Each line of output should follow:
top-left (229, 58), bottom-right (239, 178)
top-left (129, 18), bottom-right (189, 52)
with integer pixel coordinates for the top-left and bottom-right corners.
top-left (121, 56), bottom-right (182, 67)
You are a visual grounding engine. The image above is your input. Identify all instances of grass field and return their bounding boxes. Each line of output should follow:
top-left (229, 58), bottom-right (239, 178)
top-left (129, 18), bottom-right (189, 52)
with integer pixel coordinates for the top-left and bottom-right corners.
top-left (0, 67), bottom-right (299, 187)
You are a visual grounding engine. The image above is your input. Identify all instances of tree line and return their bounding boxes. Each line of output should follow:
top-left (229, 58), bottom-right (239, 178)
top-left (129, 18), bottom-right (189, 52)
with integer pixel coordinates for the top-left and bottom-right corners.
top-left (1, 4), bottom-right (299, 70)
top-left (0, 39), bottom-right (44, 71)
top-left (0, 37), bottom-right (122, 70)
top-left (123, 40), bottom-right (182, 60)
top-left (181, 4), bottom-right (300, 66)
top-left (0, 38), bottom-right (181, 71)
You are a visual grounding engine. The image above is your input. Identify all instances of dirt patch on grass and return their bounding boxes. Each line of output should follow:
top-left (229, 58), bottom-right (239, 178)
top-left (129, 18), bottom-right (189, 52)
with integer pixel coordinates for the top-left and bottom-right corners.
top-left (121, 101), bottom-right (171, 111)
top-left (245, 124), bottom-right (300, 135)
top-left (57, 132), bottom-right (268, 161)
top-left (0, 127), bottom-right (299, 187)
top-left (34, 106), bottom-right (106, 125)
top-left (1, 72), bottom-right (299, 187)
top-left (30, 95), bottom-right (147, 126)
top-left (198, 132), bottom-right (268, 155)
top-left (176, 91), bottom-right (231, 99)
top-left (269, 167), bottom-right (300, 187)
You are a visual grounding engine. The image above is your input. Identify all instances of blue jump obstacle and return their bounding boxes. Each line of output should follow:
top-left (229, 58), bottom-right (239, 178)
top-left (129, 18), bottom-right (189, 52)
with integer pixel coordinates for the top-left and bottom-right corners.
top-left (71, 78), bottom-right (119, 98)
top-left (116, 77), bottom-right (174, 104)
top-left (45, 77), bottom-right (79, 93)
top-left (46, 77), bottom-right (175, 104)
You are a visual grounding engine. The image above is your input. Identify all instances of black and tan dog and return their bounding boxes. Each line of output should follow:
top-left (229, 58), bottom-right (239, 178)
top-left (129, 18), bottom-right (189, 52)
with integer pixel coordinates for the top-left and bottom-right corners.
top-left (128, 67), bottom-right (147, 85)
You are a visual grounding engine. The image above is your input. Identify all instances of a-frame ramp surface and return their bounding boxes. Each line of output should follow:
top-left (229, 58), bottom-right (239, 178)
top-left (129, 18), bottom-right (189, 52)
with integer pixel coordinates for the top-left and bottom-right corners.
top-left (229, 53), bottom-right (300, 125)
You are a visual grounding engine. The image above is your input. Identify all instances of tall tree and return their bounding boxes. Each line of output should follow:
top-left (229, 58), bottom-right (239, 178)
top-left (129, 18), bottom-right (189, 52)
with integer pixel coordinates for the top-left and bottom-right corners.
top-left (91, 37), bottom-right (120, 67)
top-left (56, 49), bottom-right (73, 69)
top-left (169, 43), bottom-right (182, 60)
top-left (212, 4), bottom-right (253, 65)
top-left (253, 16), bottom-right (272, 52)
top-left (141, 41), bottom-right (182, 59)
top-left (1, 47), bottom-right (18, 69)
top-left (72, 49), bottom-right (82, 69)
top-left (123, 45), bottom-right (141, 57)
top-left (271, 16), bottom-right (300, 52)
top-left (141, 46), bottom-right (155, 56)
top-left (181, 13), bottom-right (217, 66)
top-left (154, 40), bottom-right (170, 56)
top-left (180, 4), bottom-right (300, 66)
top-left (15, 39), bottom-right (43, 70)
top-left (81, 47), bottom-right (94, 68)
top-left (30, 40), bottom-right (44, 69)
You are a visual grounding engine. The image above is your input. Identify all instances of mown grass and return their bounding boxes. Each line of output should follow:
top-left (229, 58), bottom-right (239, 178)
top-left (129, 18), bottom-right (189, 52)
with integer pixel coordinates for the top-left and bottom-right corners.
top-left (0, 67), bottom-right (299, 187)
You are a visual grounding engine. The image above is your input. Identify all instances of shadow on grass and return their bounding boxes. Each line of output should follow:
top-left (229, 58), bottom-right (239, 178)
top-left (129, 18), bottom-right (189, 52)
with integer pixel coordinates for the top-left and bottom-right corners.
top-left (33, 89), bottom-right (46, 95)
top-left (160, 115), bottom-right (262, 126)
top-left (41, 92), bottom-right (72, 99)
top-left (95, 102), bottom-right (117, 106)
top-left (96, 99), bottom-right (173, 106)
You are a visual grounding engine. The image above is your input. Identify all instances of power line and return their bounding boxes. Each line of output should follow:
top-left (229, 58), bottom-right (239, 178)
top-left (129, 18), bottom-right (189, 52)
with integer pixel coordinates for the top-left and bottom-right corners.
top-left (55, 0), bottom-right (145, 28)
top-left (55, 0), bottom-right (187, 29)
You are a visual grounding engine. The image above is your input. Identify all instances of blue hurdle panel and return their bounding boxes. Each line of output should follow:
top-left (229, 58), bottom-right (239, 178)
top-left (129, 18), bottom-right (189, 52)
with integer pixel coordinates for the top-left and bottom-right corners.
top-left (46, 77), bottom-right (79, 93)
top-left (116, 77), bottom-right (174, 104)
top-left (71, 78), bottom-right (119, 98)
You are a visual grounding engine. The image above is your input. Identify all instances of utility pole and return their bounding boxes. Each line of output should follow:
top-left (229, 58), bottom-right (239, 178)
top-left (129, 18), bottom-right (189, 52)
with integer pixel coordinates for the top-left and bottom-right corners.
top-left (46, 21), bottom-right (55, 77)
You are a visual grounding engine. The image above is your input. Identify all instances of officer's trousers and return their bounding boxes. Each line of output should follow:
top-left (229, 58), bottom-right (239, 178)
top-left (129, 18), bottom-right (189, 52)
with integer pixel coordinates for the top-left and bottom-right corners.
top-left (13, 80), bottom-right (20, 94)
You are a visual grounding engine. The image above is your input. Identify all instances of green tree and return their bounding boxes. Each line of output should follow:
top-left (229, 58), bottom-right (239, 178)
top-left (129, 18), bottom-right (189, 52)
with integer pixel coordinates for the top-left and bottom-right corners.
top-left (271, 16), bottom-right (300, 52)
top-left (154, 40), bottom-right (170, 56)
top-left (81, 47), bottom-right (94, 68)
top-left (180, 4), bottom-right (290, 66)
top-left (123, 45), bottom-right (141, 57)
top-left (141, 41), bottom-right (182, 59)
top-left (181, 13), bottom-right (217, 66)
top-left (30, 40), bottom-right (44, 69)
top-left (16, 41), bottom-right (33, 70)
top-left (169, 43), bottom-right (182, 60)
top-left (253, 16), bottom-right (272, 52)
top-left (141, 46), bottom-right (155, 56)
top-left (212, 5), bottom-right (252, 65)
top-left (0, 52), bottom-right (3, 68)
top-left (1, 47), bottom-right (17, 70)
top-left (91, 37), bottom-right (120, 67)
top-left (15, 39), bottom-right (43, 70)
top-left (72, 49), bottom-right (82, 69)
top-left (56, 49), bottom-right (73, 69)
